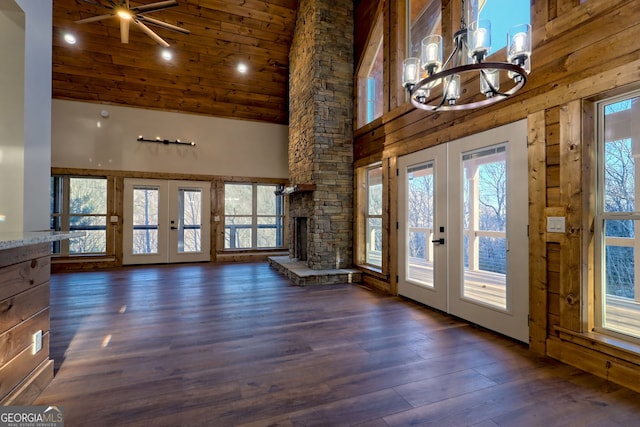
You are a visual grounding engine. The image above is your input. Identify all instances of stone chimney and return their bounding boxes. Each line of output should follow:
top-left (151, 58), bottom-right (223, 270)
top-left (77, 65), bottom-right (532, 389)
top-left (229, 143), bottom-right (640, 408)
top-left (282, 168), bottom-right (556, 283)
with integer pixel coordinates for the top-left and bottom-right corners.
top-left (287, 0), bottom-right (354, 270)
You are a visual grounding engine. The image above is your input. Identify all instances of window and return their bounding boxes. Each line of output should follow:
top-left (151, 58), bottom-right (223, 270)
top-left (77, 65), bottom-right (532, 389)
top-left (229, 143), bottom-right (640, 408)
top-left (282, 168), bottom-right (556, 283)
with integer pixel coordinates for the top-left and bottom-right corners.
top-left (409, 0), bottom-right (442, 58)
top-left (365, 166), bottom-right (383, 267)
top-left (224, 183), bottom-right (284, 250)
top-left (50, 176), bottom-right (108, 255)
top-left (478, 0), bottom-right (530, 54)
top-left (595, 93), bottom-right (640, 342)
top-left (357, 9), bottom-right (384, 128)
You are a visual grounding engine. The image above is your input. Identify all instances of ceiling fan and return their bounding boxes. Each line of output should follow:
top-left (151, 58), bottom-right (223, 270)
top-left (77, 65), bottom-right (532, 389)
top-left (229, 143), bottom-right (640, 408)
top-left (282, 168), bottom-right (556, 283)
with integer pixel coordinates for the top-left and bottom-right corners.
top-left (75, 0), bottom-right (190, 48)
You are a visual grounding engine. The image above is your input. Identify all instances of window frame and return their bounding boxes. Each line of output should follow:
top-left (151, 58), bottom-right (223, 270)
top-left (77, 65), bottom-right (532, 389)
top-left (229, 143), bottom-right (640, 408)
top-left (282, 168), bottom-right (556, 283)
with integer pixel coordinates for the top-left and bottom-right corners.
top-left (356, 2), bottom-right (385, 129)
top-left (365, 164), bottom-right (383, 268)
top-left (50, 175), bottom-right (110, 256)
top-left (594, 90), bottom-right (640, 344)
top-left (356, 163), bottom-right (387, 274)
top-left (223, 182), bottom-right (285, 251)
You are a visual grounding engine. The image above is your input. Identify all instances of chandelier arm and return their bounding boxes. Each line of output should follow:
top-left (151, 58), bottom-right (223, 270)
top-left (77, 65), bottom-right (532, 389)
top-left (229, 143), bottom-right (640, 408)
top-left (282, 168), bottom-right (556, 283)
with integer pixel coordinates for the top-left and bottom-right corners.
top-left (409, 62), bottom-right (527, 112)
top-left (435, 89), bottom-right (448, 111)
top-left (479, 69), bottom-right (509, 97)
top-left (440, 33), bottom-right (462, 73)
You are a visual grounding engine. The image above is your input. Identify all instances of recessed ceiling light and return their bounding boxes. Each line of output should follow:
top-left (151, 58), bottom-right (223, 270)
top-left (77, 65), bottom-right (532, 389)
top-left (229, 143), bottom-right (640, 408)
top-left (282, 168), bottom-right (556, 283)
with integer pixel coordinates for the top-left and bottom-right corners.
top-left (237, 63), bottom-right (248, 74)
top-left (63, 33), bottom-right (76, 45)
top-left (161, 49), bottom-right (173, 61)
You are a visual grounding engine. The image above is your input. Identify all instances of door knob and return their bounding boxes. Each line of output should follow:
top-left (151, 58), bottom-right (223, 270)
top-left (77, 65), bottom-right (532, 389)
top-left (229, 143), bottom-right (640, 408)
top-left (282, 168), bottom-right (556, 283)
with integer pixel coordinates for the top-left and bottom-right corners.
top-left (170, 226), bottom-right (178, 230)
top-left (431, 238), bottom-right (445, 244)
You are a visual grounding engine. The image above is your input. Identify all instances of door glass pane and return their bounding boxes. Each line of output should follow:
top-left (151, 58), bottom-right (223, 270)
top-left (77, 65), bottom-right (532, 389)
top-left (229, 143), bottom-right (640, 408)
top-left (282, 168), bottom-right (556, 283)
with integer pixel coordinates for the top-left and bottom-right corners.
top-left (133, 187), bottom-right (159, 254)
top-left (462, 145), bottom-right (507, 309)
top-left (407, 161), bottom-right (435, 286)
top-left (178, 189), bottom-right (202, 253)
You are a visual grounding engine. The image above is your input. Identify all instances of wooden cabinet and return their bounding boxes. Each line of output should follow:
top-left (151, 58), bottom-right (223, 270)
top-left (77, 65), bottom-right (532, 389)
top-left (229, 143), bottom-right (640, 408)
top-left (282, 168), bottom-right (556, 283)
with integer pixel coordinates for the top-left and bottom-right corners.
top-left (0, 242), bottom-right (53, 404)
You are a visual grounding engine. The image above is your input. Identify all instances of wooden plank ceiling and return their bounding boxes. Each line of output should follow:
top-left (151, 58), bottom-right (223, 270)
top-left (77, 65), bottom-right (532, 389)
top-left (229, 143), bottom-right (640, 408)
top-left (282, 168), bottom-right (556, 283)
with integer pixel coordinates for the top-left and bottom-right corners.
top-left (52, 0), bottom-right (298, 124)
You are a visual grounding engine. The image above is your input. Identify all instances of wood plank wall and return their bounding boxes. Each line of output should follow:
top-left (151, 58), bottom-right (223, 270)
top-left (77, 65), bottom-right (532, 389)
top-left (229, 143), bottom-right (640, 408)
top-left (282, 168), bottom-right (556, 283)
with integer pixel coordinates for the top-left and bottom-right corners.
top-left (0, 243), bottom-right (54, 404)
top-left (50, 168), bottom-right (288, 272)
top-left (353, 0), bottom-right (640, 393)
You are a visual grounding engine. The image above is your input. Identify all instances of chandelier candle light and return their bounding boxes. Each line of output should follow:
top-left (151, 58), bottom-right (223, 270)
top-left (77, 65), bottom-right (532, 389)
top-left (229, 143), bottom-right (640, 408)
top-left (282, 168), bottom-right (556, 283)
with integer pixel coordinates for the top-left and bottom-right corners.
top-left (402, 0), bottom-right (531, 111)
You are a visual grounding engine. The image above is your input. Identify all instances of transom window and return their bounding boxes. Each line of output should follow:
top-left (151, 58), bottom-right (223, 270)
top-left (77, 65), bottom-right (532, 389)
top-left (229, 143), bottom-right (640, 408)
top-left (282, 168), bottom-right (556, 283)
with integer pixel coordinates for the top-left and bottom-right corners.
top-left (477, 1), bottom-right (530, 54)
top-left (224, 183), bottom-right (284, 250)
top-left (595, 92), bottom-right (640, 342)
top-left (357, 8), bottom-right (384, 128)
top-left (50, 176), bottom-right (108, 255)
top-left (408, 0), bottom-right (441, 58)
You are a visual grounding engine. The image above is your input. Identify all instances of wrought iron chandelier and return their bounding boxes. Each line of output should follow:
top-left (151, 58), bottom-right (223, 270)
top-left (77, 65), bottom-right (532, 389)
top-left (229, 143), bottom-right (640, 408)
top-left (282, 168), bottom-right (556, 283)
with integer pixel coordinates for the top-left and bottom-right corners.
top-left (402, 0), bottom-right (531, 111)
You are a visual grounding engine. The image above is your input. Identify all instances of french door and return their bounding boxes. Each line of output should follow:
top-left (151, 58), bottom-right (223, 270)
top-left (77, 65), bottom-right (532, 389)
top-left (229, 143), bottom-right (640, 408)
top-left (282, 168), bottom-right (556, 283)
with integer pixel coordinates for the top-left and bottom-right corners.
top-left (398, 120), bottom-right (529, 342)
top-left (123, 179), bottom-right (211, 265)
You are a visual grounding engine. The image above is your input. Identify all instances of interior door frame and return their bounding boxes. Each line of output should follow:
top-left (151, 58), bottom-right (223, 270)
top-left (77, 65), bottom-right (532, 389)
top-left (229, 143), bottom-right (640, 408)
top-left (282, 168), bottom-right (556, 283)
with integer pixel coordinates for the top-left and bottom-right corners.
top-left (123, 178), bottom-right (211, 265)
top-left (447, 120), bottom-right (529, 342)
top-left (397, 144), bottom-right (448, 312)
top-left (397, 120), bottom-right (529, 343)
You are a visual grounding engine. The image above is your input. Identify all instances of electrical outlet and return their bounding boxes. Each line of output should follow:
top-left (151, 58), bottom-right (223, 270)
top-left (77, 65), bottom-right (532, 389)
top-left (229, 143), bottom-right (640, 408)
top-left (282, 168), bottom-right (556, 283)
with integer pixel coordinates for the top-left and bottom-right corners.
top-left (32, 330), bottom-right (43, 355)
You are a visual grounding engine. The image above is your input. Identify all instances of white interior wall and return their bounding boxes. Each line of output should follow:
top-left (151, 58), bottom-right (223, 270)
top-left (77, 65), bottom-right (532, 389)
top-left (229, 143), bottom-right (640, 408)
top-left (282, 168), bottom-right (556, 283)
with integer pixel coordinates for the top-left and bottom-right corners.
top-left (0, 0), bottom-right (52, 233)
top-left (20, 0), bottom-right (52, 231)
top-left (52, 100), bottom-right (289, 179)
top-left (0, 1), bottom-right (25, 232)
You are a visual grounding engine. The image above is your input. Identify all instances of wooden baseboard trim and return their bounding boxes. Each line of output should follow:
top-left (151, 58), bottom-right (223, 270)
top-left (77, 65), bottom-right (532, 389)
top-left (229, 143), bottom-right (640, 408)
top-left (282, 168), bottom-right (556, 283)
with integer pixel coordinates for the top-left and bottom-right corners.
top-left (1, 359), bottom-right (54, 405)
top-left (547, 336), bottom-right (640, 393)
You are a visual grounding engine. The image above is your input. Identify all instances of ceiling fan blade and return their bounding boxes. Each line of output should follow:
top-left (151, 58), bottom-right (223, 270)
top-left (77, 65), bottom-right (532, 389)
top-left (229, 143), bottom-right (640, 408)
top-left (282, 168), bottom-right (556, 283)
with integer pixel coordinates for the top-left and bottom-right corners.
top-left (78, 0), bottom-right (112, 9)
top-left (137, 15), bottom-right (190, 34)
top-left (134, 19), bottom-right (170, 47)
top-left (120, 17), bottom-right (130, 43)
top-left (75, 13), bottom-right (114, 24)
top-left (131, 0), bottom-right (178, 14)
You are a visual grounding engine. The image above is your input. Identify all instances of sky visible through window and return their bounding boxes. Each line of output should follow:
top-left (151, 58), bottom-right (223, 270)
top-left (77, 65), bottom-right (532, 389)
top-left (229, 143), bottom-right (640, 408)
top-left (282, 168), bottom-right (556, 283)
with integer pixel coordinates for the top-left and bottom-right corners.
top-left (479, 0), bottom-right (530, 54)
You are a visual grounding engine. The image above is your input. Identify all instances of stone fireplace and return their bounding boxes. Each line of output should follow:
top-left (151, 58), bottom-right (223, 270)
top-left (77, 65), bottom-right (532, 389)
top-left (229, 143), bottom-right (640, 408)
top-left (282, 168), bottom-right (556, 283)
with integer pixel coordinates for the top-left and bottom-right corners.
top-left (286, 0), bottom-right (354, 271)
top-left (269, 0), bottom-right (358, 284)
top-left (294, 216), bottom-right (308, 261)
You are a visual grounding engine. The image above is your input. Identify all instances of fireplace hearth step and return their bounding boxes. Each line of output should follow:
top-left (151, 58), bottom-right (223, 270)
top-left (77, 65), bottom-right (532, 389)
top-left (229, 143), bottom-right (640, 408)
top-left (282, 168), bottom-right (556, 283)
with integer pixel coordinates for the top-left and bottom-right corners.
top-left (268, 256), bottom-right (361, 286)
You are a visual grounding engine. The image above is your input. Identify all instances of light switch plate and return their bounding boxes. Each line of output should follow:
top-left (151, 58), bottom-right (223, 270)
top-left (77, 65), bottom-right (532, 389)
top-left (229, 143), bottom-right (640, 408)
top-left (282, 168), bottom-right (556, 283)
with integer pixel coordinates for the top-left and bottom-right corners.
top-left (547, 216), bottom-right (566, 233)
top-left (32, 330), bottom-right (43, 355)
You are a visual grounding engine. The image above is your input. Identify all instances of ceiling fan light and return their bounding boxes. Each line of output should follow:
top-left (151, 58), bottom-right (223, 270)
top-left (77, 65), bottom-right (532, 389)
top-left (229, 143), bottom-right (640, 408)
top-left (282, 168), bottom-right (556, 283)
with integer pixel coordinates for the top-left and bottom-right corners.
top-left (117, 9), bottom-right (132, 20)
top-left (161, 49), bottom-right (173, 60)
top-left (63, 33), bottom-right (76, 45)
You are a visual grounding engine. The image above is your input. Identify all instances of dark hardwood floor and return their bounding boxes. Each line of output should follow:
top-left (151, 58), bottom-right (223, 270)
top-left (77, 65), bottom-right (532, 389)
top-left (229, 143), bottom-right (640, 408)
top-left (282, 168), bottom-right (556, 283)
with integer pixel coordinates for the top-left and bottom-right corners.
top-left (35, 262), bottom-right (640, 426)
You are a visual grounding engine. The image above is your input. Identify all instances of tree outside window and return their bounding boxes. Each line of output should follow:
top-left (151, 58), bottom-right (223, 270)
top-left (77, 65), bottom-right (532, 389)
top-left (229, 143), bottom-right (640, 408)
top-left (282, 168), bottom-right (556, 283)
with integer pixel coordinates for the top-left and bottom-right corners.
top-left (596, 94), bottom-right (640, 340)
top-left (51, 176), bottom-right (108, 255)
top-left (365, 166), bottom-right (383, 267)
top-left (224, 183), bottom-right (284, 250)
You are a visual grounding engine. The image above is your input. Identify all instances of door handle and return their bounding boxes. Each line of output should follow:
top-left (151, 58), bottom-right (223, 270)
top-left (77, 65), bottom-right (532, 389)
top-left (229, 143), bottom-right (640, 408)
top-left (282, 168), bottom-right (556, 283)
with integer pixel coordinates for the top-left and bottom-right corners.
top-left (431, 238), bottom-right (445, 244)
top-left (170, 226), bottom-right (178, 230)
